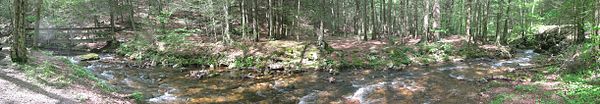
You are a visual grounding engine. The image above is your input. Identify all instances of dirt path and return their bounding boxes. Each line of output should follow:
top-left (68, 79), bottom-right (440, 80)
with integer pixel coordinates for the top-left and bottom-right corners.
top-left (0, 51), bottom-right (131, 104)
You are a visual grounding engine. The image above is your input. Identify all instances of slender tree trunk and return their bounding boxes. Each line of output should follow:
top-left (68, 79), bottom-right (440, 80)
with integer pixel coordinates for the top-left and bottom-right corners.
top-left (466, 0), bottom-right (472, 43)
top-left (354, 0), bottom-right (361, 38)
top-left (501, 0), bottom-right (512, 45)
top-left (240, 0), bottom-right (246, 40)
top-left (296, 0), bottom-right (301, 40)
top-left (224, 0), bottom-right (232, 44)
top-left (432, 0), bottom-right (440, 41)
top-left (422, 0), bottom-right (430, 43)
top-left (371, 0), bottom-right (378, 40)
top-left (482, 0), bottom-right (491, 44)
top-left (109, 0), bottom-right (118, 47)
top-left (412, 0), bottom-right (419, 38)
top-left (268, 0), bottom-right (273, 40)
top-left (520, 6), bottom-right (525, 42)
top-left (403, 0), bottom-right (410, 37)
top-left (127, 0), bottom-right (135, 31)
top-left (465, 0), bottom-right (472, 43)
top-left (11, 0), bottom-right (28, 63)
top-left (253, 0), bottom-right (259, 42)
top-left (596, 0), bottom-right (600, 35)
top-left (445, 0), bottom-right (455, 35)
top-left (496, 0), bottom-right (503, 45)
top-left (34, 0), bottom-right (43, 47)
top-left (362, 0), bottom-right (368, 41)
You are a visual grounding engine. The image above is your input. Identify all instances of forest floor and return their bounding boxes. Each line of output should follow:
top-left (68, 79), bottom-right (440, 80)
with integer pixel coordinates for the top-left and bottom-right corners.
top-left (0, 49), bottom-right (132, 104)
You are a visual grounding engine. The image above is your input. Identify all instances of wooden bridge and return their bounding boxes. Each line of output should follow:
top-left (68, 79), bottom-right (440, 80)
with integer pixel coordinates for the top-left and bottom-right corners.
top-left (28, 26), bottom-right (125, 51)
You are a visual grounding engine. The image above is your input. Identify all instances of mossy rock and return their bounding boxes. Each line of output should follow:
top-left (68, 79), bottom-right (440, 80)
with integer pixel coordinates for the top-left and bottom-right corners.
top-left (78, 53), bottom-right (100, 61)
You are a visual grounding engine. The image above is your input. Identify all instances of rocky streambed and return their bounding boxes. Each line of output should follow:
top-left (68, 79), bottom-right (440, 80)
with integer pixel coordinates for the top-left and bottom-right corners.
top-left (75, 49), bottom-right (544, 104)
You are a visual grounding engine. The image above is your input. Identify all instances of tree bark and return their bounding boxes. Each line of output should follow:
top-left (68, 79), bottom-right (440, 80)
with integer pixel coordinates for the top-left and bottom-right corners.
top-left (501, 0), bottom-right (512, 45)
top-left (466, 0), bottom-right (472, 43)
top-left (482, 0), bottom-right (491, 44)
top-left (496, 0), bottom-right (503, 45)
top-left (362, 0), bottom-right (368, 41)
top-left (127, 0), bottom-right (135, 31)
top-left (240, 0), bottom-right (246, 40)
top-left (11, 0), bottom-right (28, 63)
top-left (268, 0), bottom-right (274, 39)
top-left (253, 0), bottom-right (259, 42)
top-left (371, 0), bottom-right (378, 40)
top-left (34, 0), bottom-right (43, 47)
top-left (432, 0), bottom-right (440, 41)
top-left (224, 0), bottom-right (232, 44)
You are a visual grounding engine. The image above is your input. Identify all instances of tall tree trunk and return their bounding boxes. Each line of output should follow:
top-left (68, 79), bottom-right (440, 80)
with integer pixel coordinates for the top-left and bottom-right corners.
top-left (296, 0), bottom-right (301, 40)
top-left (402, 0), bottom-right (410, 36)
top-left (11, 0), bottom-right (28, 63)
top-left (362, 0), bottom-right (368, 41)
top-left (422, 0), bottom-right (430, 43)
top-left (371, 0), bottom-right (378, 40)
top-left (501, 0), bottom-right (512, 45)
top-left (445, 0), bottom-right (455, 35)
top-left (253, 0), bottom-right (259, 42)
top-left (240, 0), bottom-right (246, 40)
top-left (496, 0), bottom-right (503, 45)
top-left (268, 0), bottom-right (274, 40)
top-left (127, 0), bottom-right (135, 31)
top-left (465, 0), bottom-right (472, 43)
top-left (34, 0), bottom-right (43, 47)
top-left (224, 0), bottom-right (232, 44)
top-left (432, 0), bottom-right (440, 41)
top-left (482, 0), bottom-right (491, 44)
top-left (596, 0), bottom-right (600, 35)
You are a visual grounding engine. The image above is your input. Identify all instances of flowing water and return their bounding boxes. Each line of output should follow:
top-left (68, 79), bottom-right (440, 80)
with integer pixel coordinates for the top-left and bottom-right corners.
top-left (79, 50), bottom-right (541, 104)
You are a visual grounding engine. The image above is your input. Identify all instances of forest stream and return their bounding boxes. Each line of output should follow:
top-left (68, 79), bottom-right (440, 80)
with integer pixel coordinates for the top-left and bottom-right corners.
top-left (70, 49), bottom-right (543, 104)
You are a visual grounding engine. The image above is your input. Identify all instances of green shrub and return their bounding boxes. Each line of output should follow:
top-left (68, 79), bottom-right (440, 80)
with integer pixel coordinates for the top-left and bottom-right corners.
top-left (515, 85), bottom-right (539, 92)
top-left (387, 47), bottom-right (412, 65)
top-left (491, 93), bottom-right (514, 104)
top-left (131, 91), bottom-right (145, 103)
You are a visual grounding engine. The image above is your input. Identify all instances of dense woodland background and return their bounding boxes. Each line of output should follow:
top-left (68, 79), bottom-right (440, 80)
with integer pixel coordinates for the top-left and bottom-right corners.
top-left (0, 0), bottom-right (599, 103)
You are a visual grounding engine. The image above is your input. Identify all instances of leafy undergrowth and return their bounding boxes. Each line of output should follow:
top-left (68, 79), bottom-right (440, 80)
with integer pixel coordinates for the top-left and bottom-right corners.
top-left (556, 34), bottom-right (600, 103)
top-left (118, 33), bottom-right (505, 72)
top-left (559, 70), bottom-right (600, 103)
top-left (18, 50), bottom-right (116, 92)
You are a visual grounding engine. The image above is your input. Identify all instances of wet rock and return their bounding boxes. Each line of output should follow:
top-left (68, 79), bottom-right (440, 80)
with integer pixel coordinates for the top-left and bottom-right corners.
top-left (100, 71), bottom-right (115, 80)
top-left (78, 53), bottom-right (100, 61)
top-left (268, 62), bottom-right (285, 70)
top-left (327, 77), bottom-right (336, 83)
top-left (187, 70), bottom-right (209, 79)
top-left (298, 92), bottom-right (319, 104)
top-left (147, 93), bottom-right (178, 104)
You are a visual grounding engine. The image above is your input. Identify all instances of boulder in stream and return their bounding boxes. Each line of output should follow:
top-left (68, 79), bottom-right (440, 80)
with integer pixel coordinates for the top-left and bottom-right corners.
top-left (78, 53), bottom-right (100, 61)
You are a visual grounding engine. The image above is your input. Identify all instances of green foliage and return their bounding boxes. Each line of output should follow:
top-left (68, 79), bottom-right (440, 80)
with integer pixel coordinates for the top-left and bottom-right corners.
top-left (233, 56), bottom-right (258, 68)
top-left (59, 57), bottom-right (116, 92)
top-left (559, 67), bottom-right (600, 104)
top-left (131, 91), bottom-right (145, 103)
top-left (157, 28), bottom-right (195, 46)
top-left (18, 61), bottom-right (72, 88)
top-left (387, 46), bottom-right (412, 65)
top-left (458, 45), bottom-right (488, 59)
top-left (561, 82), bottom-right (600, 103)
top-left (491, 93), bottom-right (514, 104)
top-left (579, 34), bottom-right (600, 69)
